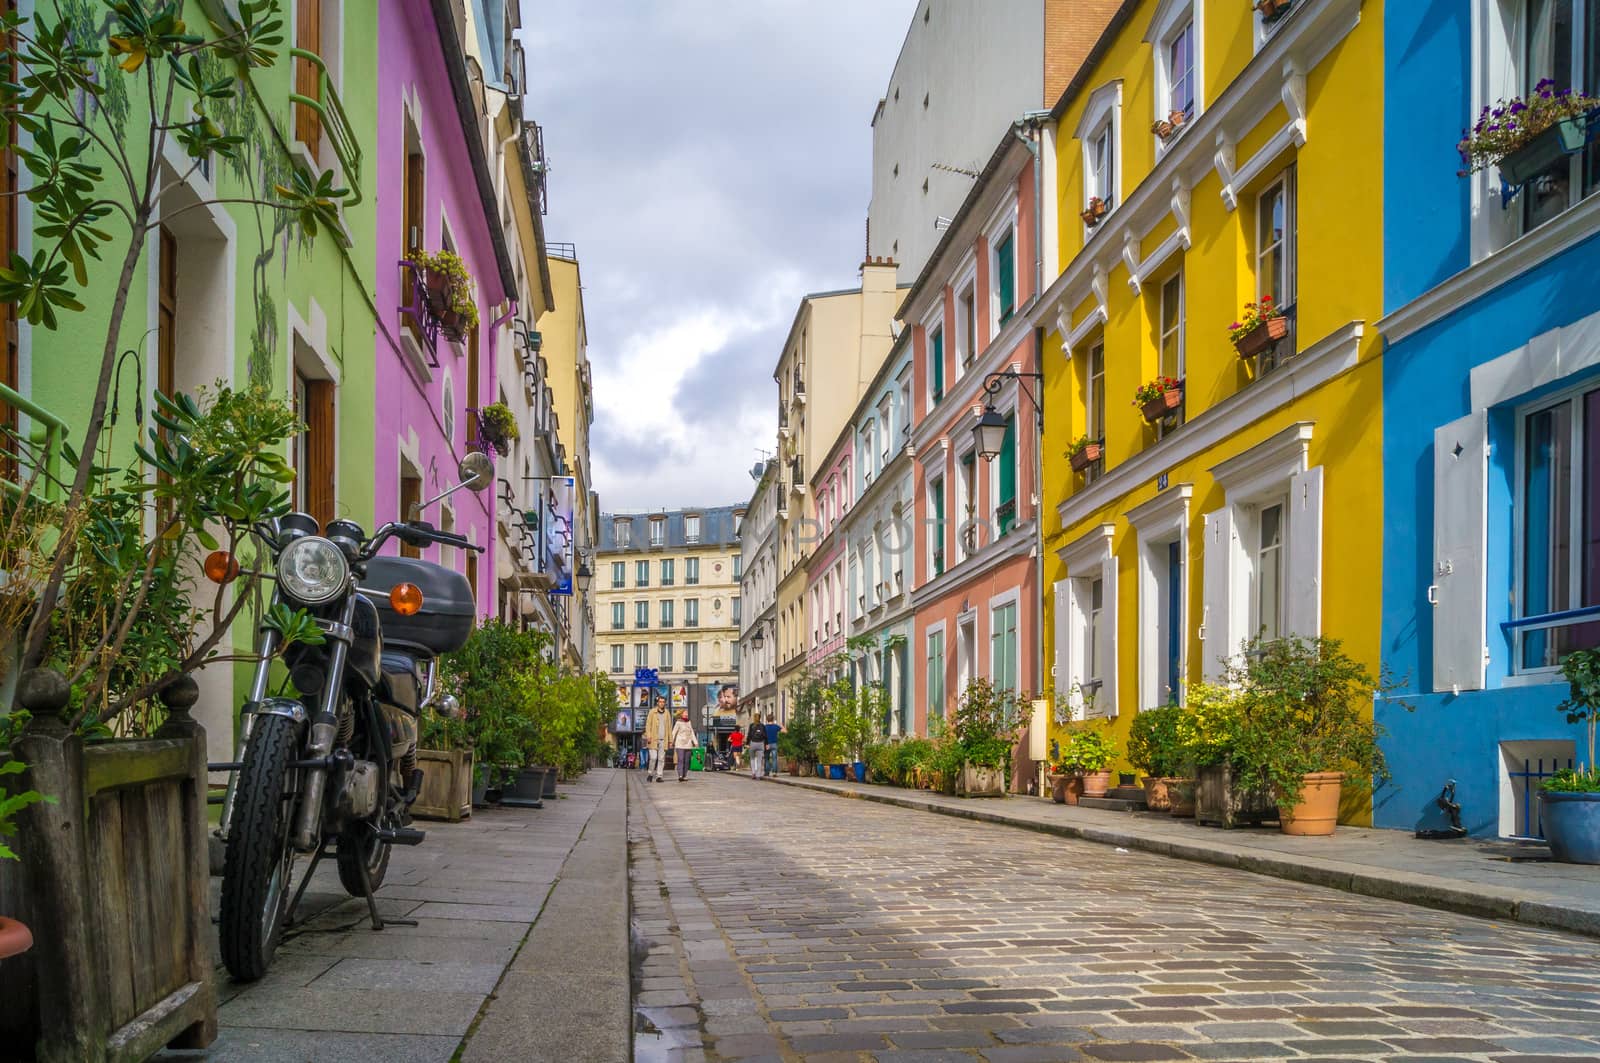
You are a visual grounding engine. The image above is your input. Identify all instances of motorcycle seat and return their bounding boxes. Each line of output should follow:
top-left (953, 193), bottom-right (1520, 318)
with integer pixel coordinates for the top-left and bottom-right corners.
top-left (379, 651), bottom-right (421, 714)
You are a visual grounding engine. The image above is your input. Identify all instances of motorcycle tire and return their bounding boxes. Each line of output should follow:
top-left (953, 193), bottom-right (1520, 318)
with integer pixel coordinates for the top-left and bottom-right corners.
top-left (335, 817), bottom-right (392, 898)
top-left (219, 712), bottom-right (300, 982)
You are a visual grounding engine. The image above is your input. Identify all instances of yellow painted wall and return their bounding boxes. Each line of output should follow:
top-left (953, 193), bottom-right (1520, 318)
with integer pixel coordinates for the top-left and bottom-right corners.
top-left (1039, 0), bottom-right (1385, 822)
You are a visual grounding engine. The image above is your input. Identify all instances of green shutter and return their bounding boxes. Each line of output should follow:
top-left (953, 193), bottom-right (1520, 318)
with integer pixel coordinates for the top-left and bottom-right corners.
top-left (931, 330), bottom-right (944, 402)
top-left (933, 479), bottom-right (946, 575)
top-left (997, 230), bottom-right (1016, 322)
top-left (998, 416), bottom-right (1016, 533)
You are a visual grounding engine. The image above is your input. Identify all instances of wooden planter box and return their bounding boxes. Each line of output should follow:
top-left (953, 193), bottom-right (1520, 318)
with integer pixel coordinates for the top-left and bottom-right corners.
top-left (413, 749), bottom-right (474, 822)
top-left (1069, 442), bottom-right (1102, 473)
top-left (1232, 316), bottom-right (1288, 360)
top-left (0, 673), bottom-right (216, 1062)
top-left (1194, 762), bottom-right (1277, 828)
top-left (1498, 116), bottom-right (1589, 185)
top-left (957, 763), bottom-right (1006, 798)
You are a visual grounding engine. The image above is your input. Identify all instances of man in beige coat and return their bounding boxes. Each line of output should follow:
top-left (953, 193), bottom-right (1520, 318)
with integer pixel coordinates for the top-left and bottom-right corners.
top-left (644, 696), bottom-right (671, 782)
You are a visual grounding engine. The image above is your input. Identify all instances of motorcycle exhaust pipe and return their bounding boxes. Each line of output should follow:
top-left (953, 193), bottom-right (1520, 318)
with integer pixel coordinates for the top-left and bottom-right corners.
top-left (292, 622), bottom-right (352, 852)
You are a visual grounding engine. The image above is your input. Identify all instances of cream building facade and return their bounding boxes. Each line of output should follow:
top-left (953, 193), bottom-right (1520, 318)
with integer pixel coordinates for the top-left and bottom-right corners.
top-left (738, 461), bottom-right (780, 723)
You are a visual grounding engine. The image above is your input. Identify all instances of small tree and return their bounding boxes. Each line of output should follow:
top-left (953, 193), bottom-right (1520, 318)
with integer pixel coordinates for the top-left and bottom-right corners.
top-left (951, 678), bottom-right (1020, 770)
top-left (1548, 647), bottom-right (1600, 792)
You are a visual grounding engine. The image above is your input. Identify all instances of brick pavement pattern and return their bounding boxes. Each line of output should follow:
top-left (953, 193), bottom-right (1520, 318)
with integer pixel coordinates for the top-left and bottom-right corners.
top-left (629, 772), bottom-right (1600, 1063)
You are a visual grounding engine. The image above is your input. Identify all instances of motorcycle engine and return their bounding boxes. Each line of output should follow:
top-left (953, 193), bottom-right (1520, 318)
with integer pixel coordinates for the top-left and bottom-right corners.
top-left (337, 760), bottom-right (381, 818)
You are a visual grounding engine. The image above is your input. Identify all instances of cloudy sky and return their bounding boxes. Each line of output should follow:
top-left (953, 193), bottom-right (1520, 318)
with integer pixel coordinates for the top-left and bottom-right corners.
top-left (521, 0), bottom-right (917, 514)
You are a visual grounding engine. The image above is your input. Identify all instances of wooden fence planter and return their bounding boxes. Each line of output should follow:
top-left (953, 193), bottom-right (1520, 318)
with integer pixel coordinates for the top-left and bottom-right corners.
top-left (0, 670), bottom-right (216, 1062)
top-left (1194, 762), bottom-right (1277, 828)
top-left (412, 748), bottom-right (473, 822)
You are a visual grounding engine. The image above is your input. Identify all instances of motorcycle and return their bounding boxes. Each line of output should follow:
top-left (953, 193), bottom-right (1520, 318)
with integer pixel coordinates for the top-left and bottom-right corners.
top-left (215, 452), bottom-right (494, 981)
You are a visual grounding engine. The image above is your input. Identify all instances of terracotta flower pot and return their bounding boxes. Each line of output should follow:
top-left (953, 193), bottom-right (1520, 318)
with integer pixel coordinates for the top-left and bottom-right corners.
top-left (1140, 387), bottom-right (1183, 423)
top-left (1069, 442), bottom-right (1102, 473)
top-left (1060, 774), bottom-right (1085, 805)
top-left (1168, 779), bottom-right (1196, 817)
top-left (0, 916), bottom-right (33, 960)
top-left (1082, 770), bottom-right (1112, 798)
top-left (1080, 198), bottom-right (1108, 227)
top-left (1051, 773), bottom-right (1070, 803)
top-left (1144, 776), bottom-right (1179, 812)
top-left (1233, 316), bottom-right (1289, 360)
top-left (1280, 772), bottom-right (1344, 836)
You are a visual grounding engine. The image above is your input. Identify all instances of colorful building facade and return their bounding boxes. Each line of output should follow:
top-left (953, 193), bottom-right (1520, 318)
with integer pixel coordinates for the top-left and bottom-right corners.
top-left (1035, 0), bottom-right (1385, 821)
top-left (1378, 0), bottom-right (1600, 837)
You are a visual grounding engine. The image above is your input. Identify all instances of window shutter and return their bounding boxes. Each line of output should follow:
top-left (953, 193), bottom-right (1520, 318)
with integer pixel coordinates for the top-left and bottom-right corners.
top-left (1432, 410), bottom-right (1488, 693)
top-left (997, 233), bottom-right (1016, 318)
top-left (1201, 508), bottom-right (1236, 680)
top-left (1099, 555), bottom-right (1119, 718)
top-left (931, 331), bottom-right (944, 399)
top-left (1053, 578), bottom-right (1071, 715)
top-left (999, 416), bottom-right (1017, 504)
top-left (1284, 465), bottom-right (1324, 639)
top-left (304, 379), bottom-right (336, 529)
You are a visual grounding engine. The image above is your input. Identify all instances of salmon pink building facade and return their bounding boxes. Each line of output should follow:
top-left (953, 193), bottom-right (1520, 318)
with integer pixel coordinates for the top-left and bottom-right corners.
top-left (904, 128), bottom-right (1046, 755)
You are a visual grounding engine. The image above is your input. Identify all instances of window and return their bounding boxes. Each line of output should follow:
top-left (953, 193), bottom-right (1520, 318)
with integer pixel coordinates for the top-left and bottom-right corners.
top-left (957, 451), bottom-right (978, 560)
top-left (636, 560), bottom-right (650, 586)
top-left (293, 0), bottom-right (325, 148)
top-left (1517, 385), bottom-right (1600, 670)
top-left (1058, 525), bottom-right (1117, 718)
top-left (1158, 272), bottom-right (1185, 429)
top-left (611, 561), bottom-right (625, 588)
top-left (660, 600), bottom-right (674, 628)
top-left (733, 553), bottom-right (742, 580)
top-left (1077, 81), bottom-right (1122, 223)
top-left (659, 643), bottom-right (673, 670)
top-left (1252, 501), bottom-right (1286, 643)
top-left (661, 558), bottom-right (675, 586)
top-left (958, 285), bottom-right (977, 370)
top-left (611, 602), bottom-right (625, 630)
top-left (685, 598), bottom-right (699, 627)
top-left (1090, 125), bottom-right (1115, 209)
top-left (610, 645), bottom-right (625, 672)
top-left (927, 628), bottom-right (946, 724)
top-left (879, 398), bottom-right (893, 464)
top-left (686, 557), bottom-right (700, 585)
top-left (990, 599), bottom-right (1019, 693)
top-left (929, 474), bottom-right (946, 576)
top-left (929, 325), bottom-right (945, 406)
top-left (993, 226), bottom-right (1017, 325)
top-left (613, 519), bottom-right (631, 548)
top-left (1166, 19), bottom-right (1196, 120)
top-left (1256, 169), bottom-right (1297, 373)
top-left (400, 130), bottom-right (424, 341)
top-left (1518, 0), bottom-right (1596, 230)
top-left (649, 519), bottom-right (665, 548)
top-left (635, 643), bottom-right (649, 668)
top-left (635, 601), bottom-right (649, 629)
top-left (685, 642), bottom-right (699, 671)
top-left (732, 597), bottom-right (741, 625)
top-left (996, 414), bottom-right (1017, 534)
top-left (1085, 341), bottom-right (1107, 481)
top-left (399, 470), bottom-right (422, 559)
top-left (685, 514), bottom-right (701, 543)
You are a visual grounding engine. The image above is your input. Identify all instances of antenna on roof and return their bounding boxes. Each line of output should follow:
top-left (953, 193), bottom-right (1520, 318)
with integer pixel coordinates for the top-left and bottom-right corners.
top-left (930, 162), bottom-right (980, 179)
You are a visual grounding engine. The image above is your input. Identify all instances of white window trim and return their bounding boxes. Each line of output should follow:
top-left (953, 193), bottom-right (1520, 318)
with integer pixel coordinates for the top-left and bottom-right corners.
top-left (922, 298), bottom-right (948, 410)
top-left (1158, 269), bottom-right (1186, 382)
top-left (1146, 0), bottom-right (1205, 150)
top-left (987, 385), bottom-right (1020, 528)
top-left (1256, 168), bottom-right (1297, 309)
top-left (988, 587), bottom-right (1023, 692)
top-left (1058, 523), bottom-right (1118, 718)
top-left (981, 194), bottom-right (1022, 339)
top-left (1468, 0), bottom-right (1552, 263)
top-left (1128, 483), bottom-right (1193, 710)
top-left (951, 256), bottom-right (979, 375)
top-left (1075, 80), bottom-right (1124, 229)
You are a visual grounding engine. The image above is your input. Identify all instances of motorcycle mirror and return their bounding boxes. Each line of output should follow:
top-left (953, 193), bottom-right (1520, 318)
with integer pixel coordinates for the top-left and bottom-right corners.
top-left (458, 452), bottom-right (494, 493)
top-left (437, 694), bottom-right (462, 719)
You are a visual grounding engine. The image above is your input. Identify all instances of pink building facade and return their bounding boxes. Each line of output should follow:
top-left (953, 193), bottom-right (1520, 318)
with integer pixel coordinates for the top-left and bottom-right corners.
top-left (374, 0), bottom-right (517, 612)
top-left (805, 437), bottom-right (854, 667)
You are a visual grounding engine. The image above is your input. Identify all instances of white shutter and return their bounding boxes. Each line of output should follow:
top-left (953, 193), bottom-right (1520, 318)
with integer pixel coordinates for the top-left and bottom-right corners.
top-left (1433, 411), bottom-right (1488, 693)
top-left (1053, 578), bottom-right (1071, 716)
top-left (1100, 555), bottom-right (1119, 718)
top-left (1285, 465), bottom-right (1324, 638)
top-left (1201, 508), bottom-right (1236, 680)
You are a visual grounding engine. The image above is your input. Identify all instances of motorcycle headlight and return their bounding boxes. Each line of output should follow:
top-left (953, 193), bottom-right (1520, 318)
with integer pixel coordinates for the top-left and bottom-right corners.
top-left (277, 536), bottom-right (349, 605)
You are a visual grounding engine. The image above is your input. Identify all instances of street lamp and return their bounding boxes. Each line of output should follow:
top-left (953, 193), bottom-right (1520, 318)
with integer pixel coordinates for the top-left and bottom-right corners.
top-left (973, 405), bottom-right (1010, 462)
top-left (750, 624), bottom-right (765, 649)
top-left (576, 561), bottom-right (592, 594)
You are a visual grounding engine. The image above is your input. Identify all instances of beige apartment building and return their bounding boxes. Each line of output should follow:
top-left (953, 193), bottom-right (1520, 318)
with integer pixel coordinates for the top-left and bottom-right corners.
top-left (594, 506), bottom-right (743, 738)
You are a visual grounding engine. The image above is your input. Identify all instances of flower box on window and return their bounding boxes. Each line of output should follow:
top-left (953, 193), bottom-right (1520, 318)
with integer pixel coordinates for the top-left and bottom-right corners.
top-left (408, 249), bottom-right (479, 344)
top-left (1256, 0), bottom-right (1292, 24)
top-left (1067, 437), bottom-right (1103, 474)
top-left (1228, 297), bottom-right (1287, 360)
top-left (1133, 377), bottom-right (1183, 424)
top-left (1458, 80), bottom-right (1600, 185)
top-left (1080, 197), bottom-right (1109, 227)
top-left (1151, 110), bottom-right (1188, 142)
top-left (1498, 116), bottom-right (1588, 185)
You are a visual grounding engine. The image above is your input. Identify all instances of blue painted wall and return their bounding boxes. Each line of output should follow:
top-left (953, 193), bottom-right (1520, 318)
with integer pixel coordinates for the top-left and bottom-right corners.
top-left (1380, 4), bottom-right (1600, 835)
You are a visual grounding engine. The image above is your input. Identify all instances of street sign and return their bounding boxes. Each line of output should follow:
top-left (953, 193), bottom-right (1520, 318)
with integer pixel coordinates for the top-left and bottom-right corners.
top-left (633, 667), bottom-right (659, 687)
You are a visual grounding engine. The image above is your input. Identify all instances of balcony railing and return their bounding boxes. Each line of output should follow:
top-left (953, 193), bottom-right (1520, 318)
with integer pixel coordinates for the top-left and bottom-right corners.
top-left (289, 48), bottom-right (362, 203)
top-left (397, 260), bottom-right (441, 368)
top-left (0, 382), bottom-right (69, 501)
top-left (996, 499), bottom-right (1017, 535)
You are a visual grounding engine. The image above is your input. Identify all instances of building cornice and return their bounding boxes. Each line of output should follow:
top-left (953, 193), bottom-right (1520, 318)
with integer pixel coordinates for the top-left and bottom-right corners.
top-left (910, 522), bottom-right (1037, 608)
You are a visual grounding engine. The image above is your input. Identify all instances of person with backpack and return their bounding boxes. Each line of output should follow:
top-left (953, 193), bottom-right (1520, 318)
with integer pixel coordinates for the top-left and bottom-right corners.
top-left (763, 713), bottom-right (782, 776)
top-left (746, 716), bottom-right (767, 780)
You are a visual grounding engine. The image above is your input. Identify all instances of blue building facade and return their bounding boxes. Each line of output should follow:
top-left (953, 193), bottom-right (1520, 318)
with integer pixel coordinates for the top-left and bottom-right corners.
top-left (1380, 1), bottom-right (1600, 837)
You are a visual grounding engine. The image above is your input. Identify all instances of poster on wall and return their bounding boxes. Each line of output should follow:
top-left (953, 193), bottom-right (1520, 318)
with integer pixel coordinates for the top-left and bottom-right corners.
top-left (612, 710), bottom-right (632, 734)
top-left (671, 685), bottom-right (688, 708)
top-left (614, 683), bottom-right (629, 706)
top-left (543, 474), bottom-right (577, 596)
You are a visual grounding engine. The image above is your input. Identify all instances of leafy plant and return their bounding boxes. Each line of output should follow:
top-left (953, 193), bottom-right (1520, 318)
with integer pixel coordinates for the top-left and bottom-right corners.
top-left (1545, 647), bottom-right (1600, 793)
top-left (0, 760), bottom-right (50, 861)
top-left (1055, 721), bottom-right (1117, 774)
top-left (478, 402), bottom-right (520, 452)
top-left (951, 678), bottom-right (1020, 770)
top-left (890, 736), bottom-right (934, 785)
top-left (1132, 375), bottom-right (1182, 406)
top-left (1458, 79), bottom-right (1600, 176)
top-left (1227, 296), bottom-right (1283, 348)
top-left (410, 248), bottom-right (479, 332)
top-left (1127, 704), bottom-right (1186, 778)
top-left (1173, 681), bottom-right (1244, 768)
top-left (864, 741), bottom-right (896, 783)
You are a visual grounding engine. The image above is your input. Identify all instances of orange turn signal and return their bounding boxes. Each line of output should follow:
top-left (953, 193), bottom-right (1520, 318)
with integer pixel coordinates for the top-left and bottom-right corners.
top-left (203, 550), bottom-right (240, 585)
top-left (390, 582), bottom-right (424, 616)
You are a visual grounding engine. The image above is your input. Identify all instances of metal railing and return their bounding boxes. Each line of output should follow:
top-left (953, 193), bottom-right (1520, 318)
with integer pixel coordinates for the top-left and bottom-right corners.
top-left (0, 383), bottom-right (70, 501)
top-left (397, 260), bottom-right (441, 367)
top-left (289, 48), bottom-right (363, 203)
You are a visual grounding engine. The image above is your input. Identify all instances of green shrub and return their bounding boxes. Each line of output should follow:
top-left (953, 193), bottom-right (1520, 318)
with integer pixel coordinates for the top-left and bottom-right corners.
top-left (891, 737), bottom-right (934, 784)
top-left (1055, 722), bottom-right (1117, 774)
top-left (1546, 647), bottom-right (1600, 792)
top-left (951, 678), bottom-right (1019, 770)
top-left (1126, 705), bottom-right (1185, 777)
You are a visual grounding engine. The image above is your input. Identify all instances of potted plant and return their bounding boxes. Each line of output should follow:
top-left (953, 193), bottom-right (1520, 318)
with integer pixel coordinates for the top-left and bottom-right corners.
top-left (1151, 109), bottom-right (1188, 140)
top-left (410, 248), bottom-right (480, 342)
top-left (478, 402), bottom-right (520, 456)
top-left (1134, 376), bottom-right (1183, 424)
top-left (1223, 636), bottom-right (1392, 836)
top-left (1127, 705), bottom-right (1187, 811)
top-left (1256, 0), bottom-right (1292, 23)
top-left (1067, 435), bottom-right (1103, 474)
top-left (1175, 681), bottom-right (1275, 827)
top-left (950, 679), bottom-right (1017, 797)
top-left (1229, 296), bottom-right (1288, 360)
top-left (415, 697), bottom-right (475, 822)
top-left (1057, 722), bottom-right (1118, 798)
top-left (1080, 196), bottom-right (1109, 227)
top-left (1540, 648), bottom-right (1600, 863)
top-left (1458, 79), bottom-right (1600, 186)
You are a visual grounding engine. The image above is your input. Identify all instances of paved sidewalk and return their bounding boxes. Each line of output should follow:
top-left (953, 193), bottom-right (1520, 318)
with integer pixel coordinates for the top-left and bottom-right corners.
top-left (766, 773), bottom-right (1600, 940)
top-left (158, 768), bottom-right (628, 1062)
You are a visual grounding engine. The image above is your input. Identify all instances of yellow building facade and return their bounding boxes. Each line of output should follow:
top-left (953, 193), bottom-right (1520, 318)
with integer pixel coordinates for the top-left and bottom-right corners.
top-left (1036, 0), bottom-right (1383, 819)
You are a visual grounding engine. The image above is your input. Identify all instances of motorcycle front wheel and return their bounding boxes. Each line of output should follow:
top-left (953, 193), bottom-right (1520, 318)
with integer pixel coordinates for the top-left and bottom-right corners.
top-left (219, 712), bottom-right (300, 982)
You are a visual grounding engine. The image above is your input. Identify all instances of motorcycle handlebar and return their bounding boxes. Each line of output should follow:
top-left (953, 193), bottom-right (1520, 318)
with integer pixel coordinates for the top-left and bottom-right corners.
top-left (363, 521), bottom-right (485, 557)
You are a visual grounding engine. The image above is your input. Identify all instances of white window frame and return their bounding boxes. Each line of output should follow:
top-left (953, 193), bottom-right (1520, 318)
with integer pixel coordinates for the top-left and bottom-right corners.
top-left (686, 557), bottom-right (700, 585)
top-left (878, 397), bottom-right (893, 464)
top-left (988, 588), bottom-right (1022, 694)
top-left (1129, 484), bottom-right (1192, 710)
top-left (685, 597), bottom-right (699, 627)
top-left (634, 643), bottom-right (648, 668)
top-left (610, 561), bottom-right (625, 588)
top-left (1159, 269), bottom-right (1185, 382)
top-left (659, 642), bottom-right (673, 670)
top-left (952, 256), bottom-right (979, 373)
top-left (649, 519), bottom-right (665, 547)
top-left (981, 194), bottom-right (1022, 337)
top-left (1257, 169), bottom-right (1297, 310)
top-left (685, 641), bottom-right (699, 670)
top-left (1058, 523), bottom-right (1118, 719)
top-left (1075, 80), bottom-right (1124, 230)
top-left (611, 602), bottom-right (625, 630)
top-left (1147, 0), bottom-right (1204, 147)
top-left (955, 446), bottom-right (978, 562)
top-left (685, 514), bottom-right (701, 544)
top-left (614, 520), bottom-right (631, 548)
top-left (928, 472), bottom-right (947, 578)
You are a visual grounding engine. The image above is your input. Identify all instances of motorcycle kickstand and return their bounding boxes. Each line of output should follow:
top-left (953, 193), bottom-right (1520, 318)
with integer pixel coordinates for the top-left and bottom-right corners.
top-left (284, 840), bottom-right (329, 930)
top-left (356, 845), bottom-right (416, 931)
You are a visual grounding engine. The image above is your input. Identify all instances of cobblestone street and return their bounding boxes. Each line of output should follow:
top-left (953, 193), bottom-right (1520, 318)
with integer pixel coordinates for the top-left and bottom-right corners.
top-left (630, 773), bottom-right (1600, 1063)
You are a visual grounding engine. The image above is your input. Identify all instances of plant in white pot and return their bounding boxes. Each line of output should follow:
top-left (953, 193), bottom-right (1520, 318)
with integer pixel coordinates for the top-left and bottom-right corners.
top-left (951, 678), bottom-right (1017, 797)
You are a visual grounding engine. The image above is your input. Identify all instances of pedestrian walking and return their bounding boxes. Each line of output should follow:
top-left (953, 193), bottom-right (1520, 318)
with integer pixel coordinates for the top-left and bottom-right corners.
top-left (671, 710), bottom-right (697, 782)
top-left (763, 713), bottom-right (781, 776)
top-left (644, 696), bottom-right (670, 782)
top-left (746, 716), bottom-right (767, 780)
top-left (728, 724), bottom-right (744, 770)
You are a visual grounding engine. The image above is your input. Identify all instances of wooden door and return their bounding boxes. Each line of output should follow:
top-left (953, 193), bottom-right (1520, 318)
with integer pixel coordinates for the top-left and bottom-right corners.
top-left (302, 378), bottom-right (335, 528)
top-left (399, 472), bottom-right (421, 558)
top-left (294, 0), bottom-right (322, 149)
